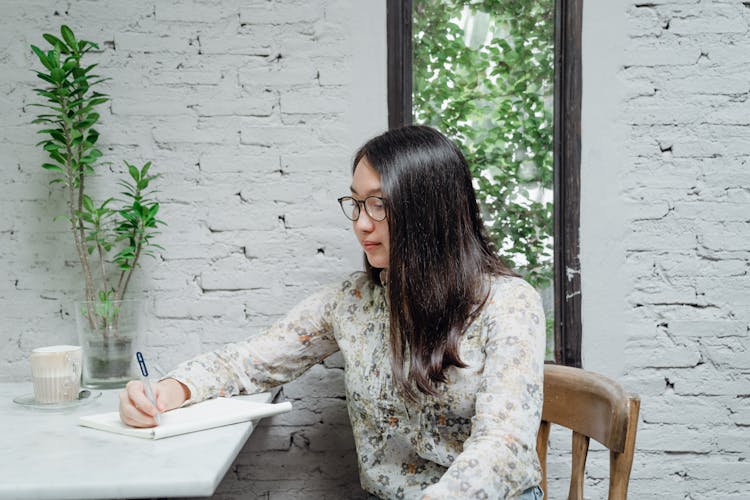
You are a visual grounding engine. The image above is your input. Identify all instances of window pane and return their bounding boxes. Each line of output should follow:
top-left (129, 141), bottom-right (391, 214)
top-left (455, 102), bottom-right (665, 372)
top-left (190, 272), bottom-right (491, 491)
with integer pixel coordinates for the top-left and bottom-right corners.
top-left (412, 0), bottom-right (555, 359)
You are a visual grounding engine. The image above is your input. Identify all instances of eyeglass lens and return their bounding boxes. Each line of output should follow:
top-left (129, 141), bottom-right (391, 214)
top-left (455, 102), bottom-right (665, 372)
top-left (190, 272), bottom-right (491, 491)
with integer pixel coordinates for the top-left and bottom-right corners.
top-left (340, 197), bottom-right (386, 221)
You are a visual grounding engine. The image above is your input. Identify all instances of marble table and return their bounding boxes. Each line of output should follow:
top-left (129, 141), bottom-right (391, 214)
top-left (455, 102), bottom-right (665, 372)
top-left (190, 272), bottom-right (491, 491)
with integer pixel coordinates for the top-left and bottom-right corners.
top-left (0, 382), bottom-right (275, 499)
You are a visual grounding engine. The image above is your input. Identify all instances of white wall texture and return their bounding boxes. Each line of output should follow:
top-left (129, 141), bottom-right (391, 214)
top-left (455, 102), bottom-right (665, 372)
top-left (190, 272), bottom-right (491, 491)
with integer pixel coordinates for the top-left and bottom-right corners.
top-left (2, 0), bottom-right (749, 499)
top-left (579, 0), bottom-right (750, 498)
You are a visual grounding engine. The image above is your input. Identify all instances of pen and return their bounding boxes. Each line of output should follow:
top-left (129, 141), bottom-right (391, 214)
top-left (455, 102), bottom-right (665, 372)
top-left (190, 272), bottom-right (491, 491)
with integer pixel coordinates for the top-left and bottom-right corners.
top-left (135, 351), bottom-right (161, 425)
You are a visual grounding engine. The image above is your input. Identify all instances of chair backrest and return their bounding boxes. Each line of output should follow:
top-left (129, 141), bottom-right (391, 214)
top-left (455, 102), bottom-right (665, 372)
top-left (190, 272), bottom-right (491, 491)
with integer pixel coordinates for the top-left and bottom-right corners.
top-left (536, 364), bottom-right (640, 500)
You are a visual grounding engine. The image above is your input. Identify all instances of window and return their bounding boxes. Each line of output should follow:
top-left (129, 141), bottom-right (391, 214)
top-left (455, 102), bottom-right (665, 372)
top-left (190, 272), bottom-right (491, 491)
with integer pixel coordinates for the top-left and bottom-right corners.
top-left (387, 0), bottom-right (582, 366)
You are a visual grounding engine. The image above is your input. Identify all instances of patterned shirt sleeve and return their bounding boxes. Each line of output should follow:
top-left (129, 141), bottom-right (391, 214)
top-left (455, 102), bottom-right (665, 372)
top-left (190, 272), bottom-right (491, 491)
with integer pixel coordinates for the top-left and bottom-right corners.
top-left (420, 278), bottom-right (546, 499)
top-left (166, 281), bottom-right (341, 404)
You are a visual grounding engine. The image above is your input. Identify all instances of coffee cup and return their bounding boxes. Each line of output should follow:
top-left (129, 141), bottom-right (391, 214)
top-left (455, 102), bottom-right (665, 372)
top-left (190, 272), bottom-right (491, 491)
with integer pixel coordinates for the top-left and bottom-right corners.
top-left (30, 345), bottom-right (82, 403)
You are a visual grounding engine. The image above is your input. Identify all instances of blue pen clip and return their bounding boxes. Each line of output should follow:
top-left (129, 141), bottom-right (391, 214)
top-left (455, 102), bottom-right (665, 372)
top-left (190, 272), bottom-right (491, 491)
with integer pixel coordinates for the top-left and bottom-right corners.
top-left (136, 351), bottom-right (149, 377)
top-left (135, 351), bottom-right (161, 424)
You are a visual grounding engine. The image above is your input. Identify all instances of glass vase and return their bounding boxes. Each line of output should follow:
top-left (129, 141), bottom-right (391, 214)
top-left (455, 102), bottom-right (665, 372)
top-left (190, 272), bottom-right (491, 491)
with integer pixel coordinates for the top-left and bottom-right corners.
top-left (75, 299), bottom-right (143, 389)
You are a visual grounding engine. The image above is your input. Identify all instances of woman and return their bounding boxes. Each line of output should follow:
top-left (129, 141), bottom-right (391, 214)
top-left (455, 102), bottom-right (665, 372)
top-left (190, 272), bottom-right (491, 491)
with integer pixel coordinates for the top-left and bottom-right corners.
top-left (120, 125), bottom-right (546, 499)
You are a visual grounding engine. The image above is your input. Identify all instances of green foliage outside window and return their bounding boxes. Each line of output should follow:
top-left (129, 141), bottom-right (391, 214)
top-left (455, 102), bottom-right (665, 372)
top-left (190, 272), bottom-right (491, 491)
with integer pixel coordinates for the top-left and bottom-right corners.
top-left (413, 0), bottom-right (554, 290)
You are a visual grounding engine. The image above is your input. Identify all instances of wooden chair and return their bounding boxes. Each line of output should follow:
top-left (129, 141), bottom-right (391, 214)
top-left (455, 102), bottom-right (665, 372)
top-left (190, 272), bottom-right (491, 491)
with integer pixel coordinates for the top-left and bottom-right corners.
top-left (536, 364), bottom-right (640, 500)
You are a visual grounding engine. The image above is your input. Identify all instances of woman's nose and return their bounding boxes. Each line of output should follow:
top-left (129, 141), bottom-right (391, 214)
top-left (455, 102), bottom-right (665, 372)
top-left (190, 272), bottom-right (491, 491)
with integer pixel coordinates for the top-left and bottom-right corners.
top-left (354, 209), bottom-right (374, 232)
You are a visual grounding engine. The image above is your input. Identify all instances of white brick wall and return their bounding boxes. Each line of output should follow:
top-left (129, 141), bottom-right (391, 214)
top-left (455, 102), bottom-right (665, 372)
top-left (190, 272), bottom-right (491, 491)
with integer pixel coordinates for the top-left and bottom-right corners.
top-left (581, 0), bottom-right (750, 498)
top-left (0, 1), bottom-right (384, 498)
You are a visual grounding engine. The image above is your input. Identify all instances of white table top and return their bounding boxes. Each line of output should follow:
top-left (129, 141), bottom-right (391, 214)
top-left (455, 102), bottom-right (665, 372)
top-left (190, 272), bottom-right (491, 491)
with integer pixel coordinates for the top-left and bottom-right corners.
top-left (0, 382), bottom-right (273, 500)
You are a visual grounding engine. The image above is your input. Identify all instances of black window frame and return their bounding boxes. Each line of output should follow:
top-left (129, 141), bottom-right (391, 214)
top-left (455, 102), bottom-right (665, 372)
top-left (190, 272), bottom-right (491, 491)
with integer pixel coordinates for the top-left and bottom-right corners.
top-left (386, 0), bottom-right (583, 367)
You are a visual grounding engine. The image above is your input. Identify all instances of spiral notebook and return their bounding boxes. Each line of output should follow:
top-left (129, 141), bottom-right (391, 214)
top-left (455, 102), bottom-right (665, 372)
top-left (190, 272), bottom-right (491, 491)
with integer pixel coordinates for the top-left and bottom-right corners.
top-left (79, 397), bottom-right (293, 440)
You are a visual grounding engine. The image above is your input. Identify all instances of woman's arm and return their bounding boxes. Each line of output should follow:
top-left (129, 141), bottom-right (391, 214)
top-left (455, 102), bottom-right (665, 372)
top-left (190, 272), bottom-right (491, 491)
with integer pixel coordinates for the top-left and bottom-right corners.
top-left (166, 282), bottom-right (342, 404)
top-left (119, 280), bottom-right (343, 427)
top-left (421, 278), bottom-right (546, 499)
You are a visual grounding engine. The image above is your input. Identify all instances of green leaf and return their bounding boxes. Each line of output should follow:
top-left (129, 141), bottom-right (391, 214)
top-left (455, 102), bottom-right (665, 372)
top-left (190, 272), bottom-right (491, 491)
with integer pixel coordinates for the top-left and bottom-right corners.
top-left (31, 117), bottom-right (54, 125)
top-left (49, 151), bottom-right (66, 164)
top-left (82, 194), bottom-right (95, 213)
top-left (122, 212), bottom-right (138, 225)
top-left (79, 40), bottom-right (100, 51)
top-left (60, 25), bottom-right (78, 53)
top-left (87, 97), bottom-right (108, 107)
top-left (46, 48), bottom-right (60, 69)
top-left (62, 58), bottom-right (77, 73)
top-left (50, 130), bottom-right (66, 143)
top-left (31, 45), bottom-right (53, 71)
top-left (141, 161), bottom-right (152, 178)
top-left (79, 155), bottom-right (98, 164)
top-left (43, 34), bottom-right (70, 54)
top-left (77, 118), bottom-right (95, 129)
top-left (128, 163), bottom-right (140, 182)
top-left (36, 128), bottom-right (60, 135)
top-left (50, 67), bottom-right (64, 83)
top-left (87, 77), bottom-right (111, 87)
top-left (41, 163), bottom-right (63, 172)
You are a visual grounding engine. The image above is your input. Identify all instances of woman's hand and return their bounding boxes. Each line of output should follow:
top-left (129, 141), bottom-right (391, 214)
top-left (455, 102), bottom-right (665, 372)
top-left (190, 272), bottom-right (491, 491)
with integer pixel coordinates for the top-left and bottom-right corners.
top-left (118, 378), bottom-right (190, 427)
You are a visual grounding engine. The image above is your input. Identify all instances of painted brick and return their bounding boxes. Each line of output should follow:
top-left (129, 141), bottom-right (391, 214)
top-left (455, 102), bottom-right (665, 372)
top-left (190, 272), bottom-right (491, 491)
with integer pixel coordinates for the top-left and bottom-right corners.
top-left (624, 335), bottom-right (703, 369)
top-left (623, 38), bottom-right (702, 67)
top-left (668, 320), bottom-right (747, 338)
top-left (639, 394), bottom-right (731, 425)
top-left (200, 29), bottom-right (276, 56)
top-left (238, 55), bottom-right (320, 87)
top-left (626, 6), bottom-right (664, 37)
top-left (239, 1), bottom-right (326, 25)
top-left (115, 31), bottom-right (196, 54)
top-left (670, 9), bottom-right (748, 35)
top-left (156, 1), bottom-right (237, 23)
top-left (280, 86), bottom-right (349, 115)
top-left (700, 221), bottom-right (750, 251)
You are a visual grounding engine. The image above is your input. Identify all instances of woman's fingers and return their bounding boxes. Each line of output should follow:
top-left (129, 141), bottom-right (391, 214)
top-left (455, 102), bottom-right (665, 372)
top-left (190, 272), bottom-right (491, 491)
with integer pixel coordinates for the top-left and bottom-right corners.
top-left (119, 380), bottom-right (158, 427)
top-left (128, 380), bottom-right (159, 416)
top-left (153, 384), bottom-right (167, 412)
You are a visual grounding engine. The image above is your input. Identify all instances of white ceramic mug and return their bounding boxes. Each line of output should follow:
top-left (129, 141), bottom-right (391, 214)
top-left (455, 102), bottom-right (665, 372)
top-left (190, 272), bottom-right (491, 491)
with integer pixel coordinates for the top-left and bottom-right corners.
top-left (30, 345), bottom-right (82, 403)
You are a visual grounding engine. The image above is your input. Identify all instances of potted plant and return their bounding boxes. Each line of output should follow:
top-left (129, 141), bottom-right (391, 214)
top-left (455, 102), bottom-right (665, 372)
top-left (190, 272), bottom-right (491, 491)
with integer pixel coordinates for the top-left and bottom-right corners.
top-left (30, 25), bottom-right (164, 388)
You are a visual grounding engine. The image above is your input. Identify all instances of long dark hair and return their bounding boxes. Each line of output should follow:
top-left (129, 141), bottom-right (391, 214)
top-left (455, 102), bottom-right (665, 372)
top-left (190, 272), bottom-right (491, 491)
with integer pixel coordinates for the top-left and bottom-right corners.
top-left (353, 125), bottom-right (517, 398)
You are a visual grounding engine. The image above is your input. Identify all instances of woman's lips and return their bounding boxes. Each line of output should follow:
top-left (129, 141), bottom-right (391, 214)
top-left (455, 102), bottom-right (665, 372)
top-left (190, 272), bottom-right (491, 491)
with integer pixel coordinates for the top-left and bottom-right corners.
top-left (363, 242), bottom-right (380, 251)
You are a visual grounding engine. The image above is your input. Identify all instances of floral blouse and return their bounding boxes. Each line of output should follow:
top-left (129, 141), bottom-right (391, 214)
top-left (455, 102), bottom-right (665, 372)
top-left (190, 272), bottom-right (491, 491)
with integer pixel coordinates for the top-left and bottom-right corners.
top-left (168, 271), bottom-right (546, 499)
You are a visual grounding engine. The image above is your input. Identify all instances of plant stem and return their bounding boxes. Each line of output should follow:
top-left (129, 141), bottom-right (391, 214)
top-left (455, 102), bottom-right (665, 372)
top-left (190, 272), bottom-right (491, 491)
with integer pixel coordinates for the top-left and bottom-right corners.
top-left (119, 240), bottom-right (142, 300)
top-left (115, 269), bottom-right (125, 300)
top-left (96, 238), bottom-right (110, 293)
top-left (61, 97), bottom-right (96, 329)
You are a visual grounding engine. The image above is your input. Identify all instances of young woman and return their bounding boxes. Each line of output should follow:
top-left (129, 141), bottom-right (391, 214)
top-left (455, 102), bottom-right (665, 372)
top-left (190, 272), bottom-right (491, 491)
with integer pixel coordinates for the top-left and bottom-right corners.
top-left (120, 125), bottom-right (546, 499)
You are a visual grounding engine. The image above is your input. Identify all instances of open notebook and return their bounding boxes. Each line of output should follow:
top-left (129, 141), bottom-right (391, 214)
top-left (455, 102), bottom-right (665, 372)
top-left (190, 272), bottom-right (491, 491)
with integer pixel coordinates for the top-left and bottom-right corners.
top-left (79, 397), bottom-right (293, 440)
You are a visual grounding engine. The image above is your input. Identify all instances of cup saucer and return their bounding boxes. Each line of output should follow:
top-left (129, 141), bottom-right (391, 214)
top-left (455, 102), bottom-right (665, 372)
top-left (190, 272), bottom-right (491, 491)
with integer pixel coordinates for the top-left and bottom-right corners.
top-left (13, 390), bottom-right (102, 410)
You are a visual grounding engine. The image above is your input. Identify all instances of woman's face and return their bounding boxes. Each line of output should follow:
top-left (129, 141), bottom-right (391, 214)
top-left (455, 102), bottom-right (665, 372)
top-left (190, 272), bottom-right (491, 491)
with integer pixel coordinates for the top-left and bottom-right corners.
top-left (351, 158), bottom-right (390, 269)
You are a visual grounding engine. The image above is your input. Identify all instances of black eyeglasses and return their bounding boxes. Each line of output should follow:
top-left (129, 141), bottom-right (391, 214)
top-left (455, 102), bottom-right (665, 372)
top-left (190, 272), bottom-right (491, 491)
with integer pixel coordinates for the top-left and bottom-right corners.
top-left (337, 196), bottom-right (387, 222)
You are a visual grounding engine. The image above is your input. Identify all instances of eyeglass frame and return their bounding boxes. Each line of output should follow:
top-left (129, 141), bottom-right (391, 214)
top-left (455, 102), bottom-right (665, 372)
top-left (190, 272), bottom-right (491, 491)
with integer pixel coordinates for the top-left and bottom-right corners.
top-left (337, 195), bottom-right (388, 222)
